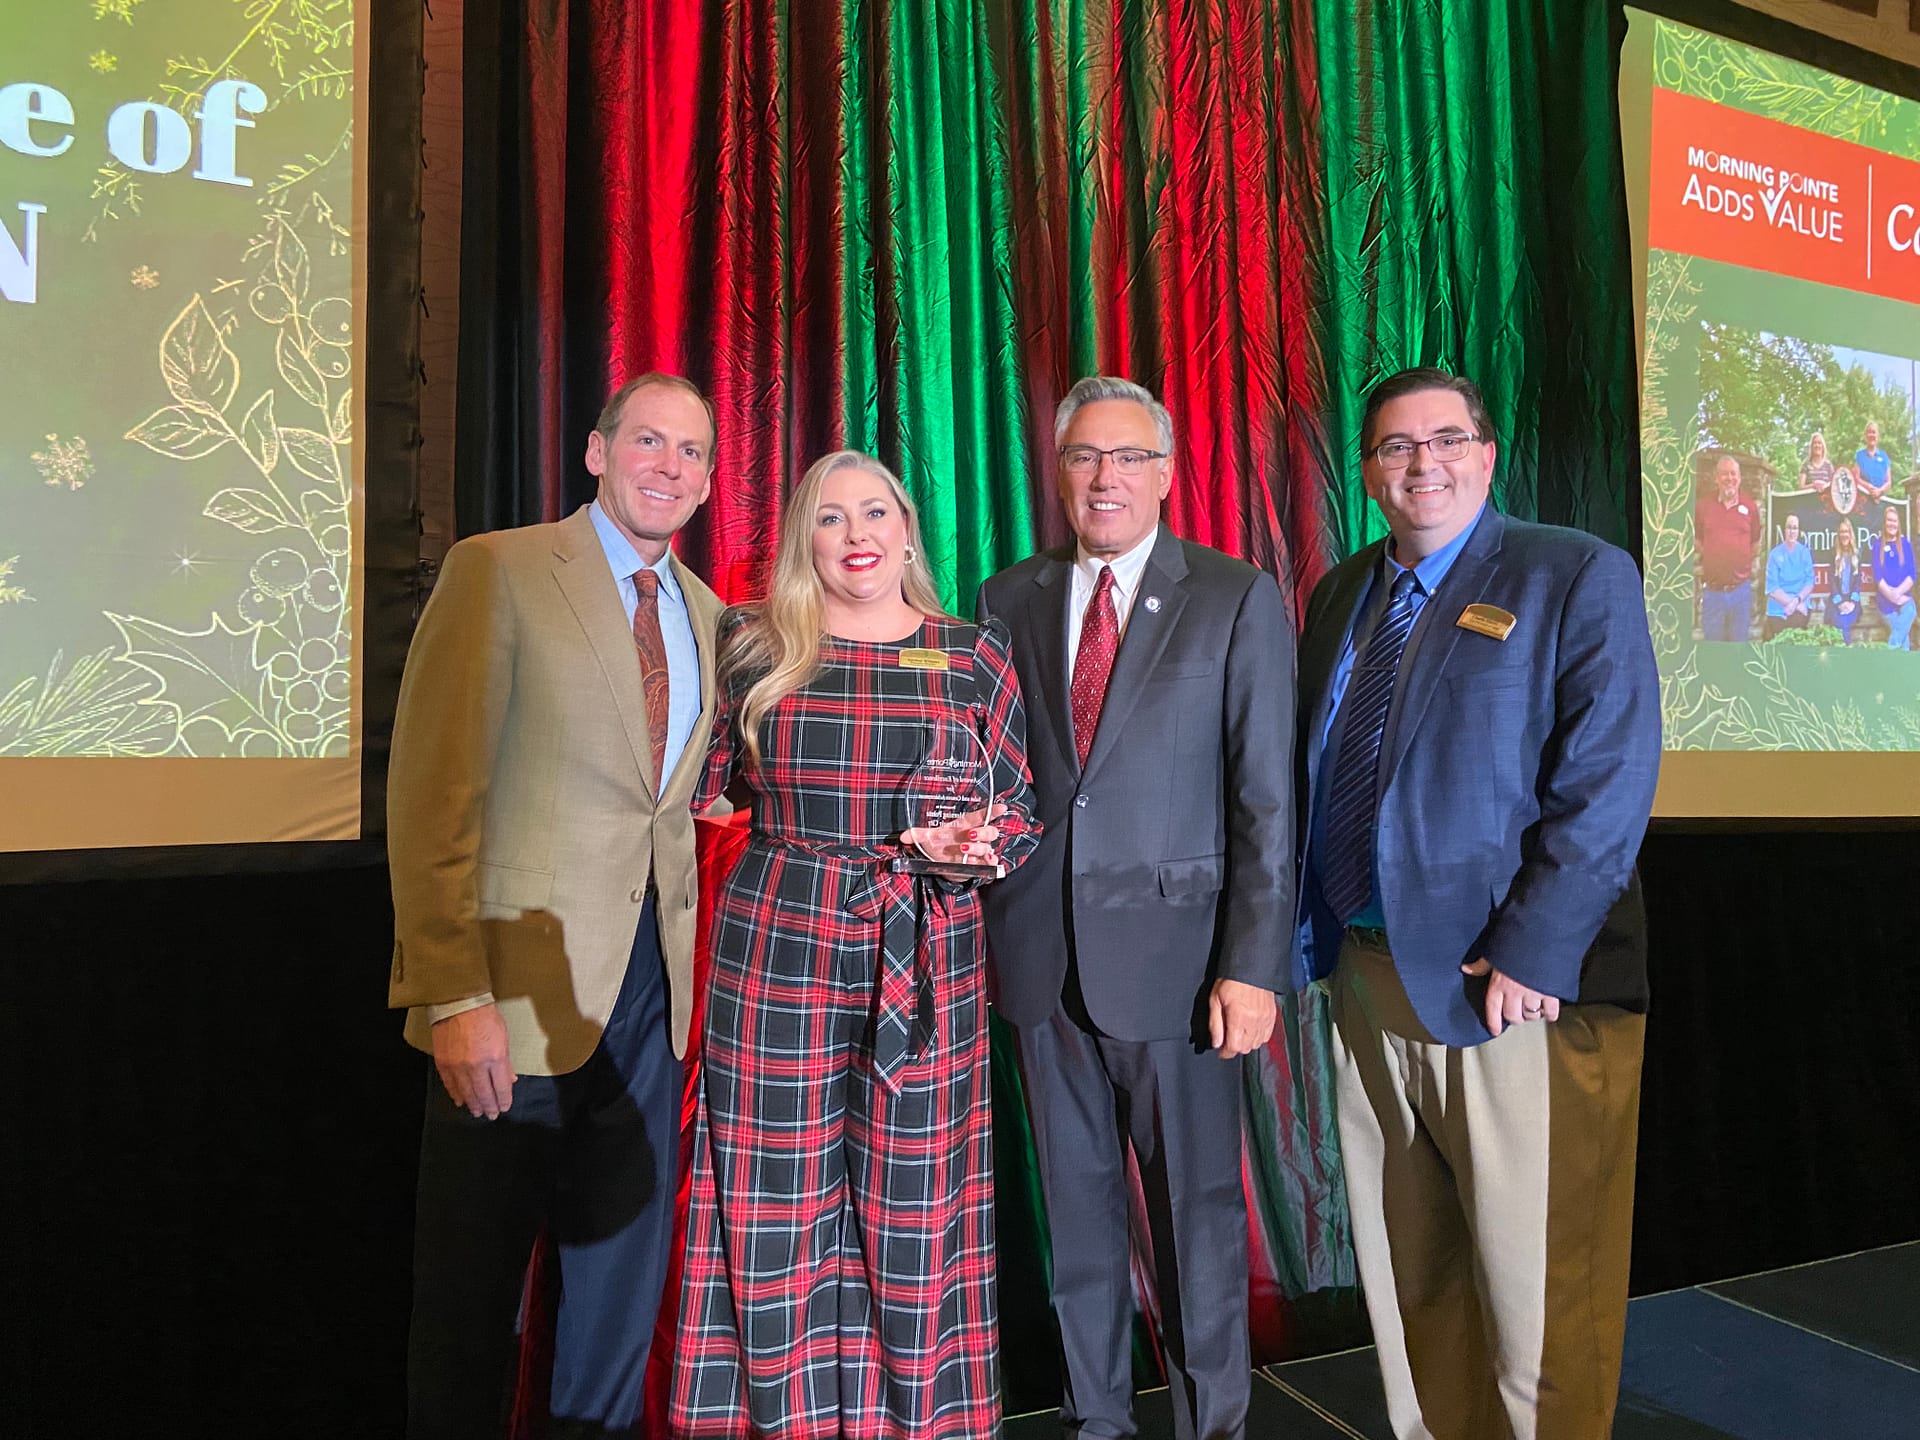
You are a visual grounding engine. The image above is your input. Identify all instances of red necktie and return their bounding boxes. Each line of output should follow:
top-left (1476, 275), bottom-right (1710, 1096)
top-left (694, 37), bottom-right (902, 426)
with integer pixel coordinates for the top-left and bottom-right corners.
top-left (632, 569), bottom-right (670, 789)
top-left (1071, 565), bottom-right (1119, 769)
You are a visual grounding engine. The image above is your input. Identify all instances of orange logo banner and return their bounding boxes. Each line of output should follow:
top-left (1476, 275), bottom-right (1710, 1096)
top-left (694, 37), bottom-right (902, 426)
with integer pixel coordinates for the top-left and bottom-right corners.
top-left (1648, 86), bottom-right (1920, 305)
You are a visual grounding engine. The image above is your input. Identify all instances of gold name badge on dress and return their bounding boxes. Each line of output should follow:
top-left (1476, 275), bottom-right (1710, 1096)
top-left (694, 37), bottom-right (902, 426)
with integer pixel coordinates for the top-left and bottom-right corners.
top-left (1456, 603), bottom-right (1517, 641)
top-left (898, 648), bottom-right (950, 671)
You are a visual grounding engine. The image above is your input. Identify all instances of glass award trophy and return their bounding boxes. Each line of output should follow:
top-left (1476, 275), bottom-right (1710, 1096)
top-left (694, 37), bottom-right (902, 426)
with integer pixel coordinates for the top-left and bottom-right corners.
top-left (891, 715), bottom-right (1004, 881)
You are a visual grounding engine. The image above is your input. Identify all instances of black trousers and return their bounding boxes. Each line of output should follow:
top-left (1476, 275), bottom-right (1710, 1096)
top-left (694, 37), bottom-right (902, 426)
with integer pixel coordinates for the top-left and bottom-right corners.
top-left (407, 899), bottom-right (683, 1439)
top-left (1014, 969), bottom-right (1250, 1440)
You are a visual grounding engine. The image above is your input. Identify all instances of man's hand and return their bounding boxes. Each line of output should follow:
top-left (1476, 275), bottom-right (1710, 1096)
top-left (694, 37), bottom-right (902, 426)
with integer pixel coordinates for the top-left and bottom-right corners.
top-left (432, 1003), bottom-right (516, 1119)
top-left (1208, 978), bottom-right (1277, 1059)
top-left (1460, 958), bottom-right (1560, 1038)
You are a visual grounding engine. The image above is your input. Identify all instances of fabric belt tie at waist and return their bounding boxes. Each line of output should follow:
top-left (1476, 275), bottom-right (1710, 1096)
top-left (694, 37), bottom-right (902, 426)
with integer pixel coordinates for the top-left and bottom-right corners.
top-left (756, 834), bottom-right (942, 1093)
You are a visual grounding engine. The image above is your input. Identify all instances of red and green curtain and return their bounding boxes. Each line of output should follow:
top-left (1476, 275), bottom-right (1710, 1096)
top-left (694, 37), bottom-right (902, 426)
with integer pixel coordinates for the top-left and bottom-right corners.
top-left (458, 0), bottom-right (1639, 1416)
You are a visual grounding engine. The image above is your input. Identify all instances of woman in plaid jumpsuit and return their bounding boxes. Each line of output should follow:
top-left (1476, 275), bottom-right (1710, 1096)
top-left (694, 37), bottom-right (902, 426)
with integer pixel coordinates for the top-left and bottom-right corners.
top-left (670, 452), bottom-right (1039, 1439)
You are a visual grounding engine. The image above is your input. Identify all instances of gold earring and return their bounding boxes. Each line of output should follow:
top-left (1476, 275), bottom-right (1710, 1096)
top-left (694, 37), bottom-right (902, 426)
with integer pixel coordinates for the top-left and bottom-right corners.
top-left (904, 544), bottom-right (917, 564)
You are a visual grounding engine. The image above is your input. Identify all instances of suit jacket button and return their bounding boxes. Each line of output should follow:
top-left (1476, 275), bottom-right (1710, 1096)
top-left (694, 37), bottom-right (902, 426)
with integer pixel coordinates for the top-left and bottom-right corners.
top-left (630, 886), bottom-right (644, 903)
top-left (1074, 794), bottom-right (1089, 808)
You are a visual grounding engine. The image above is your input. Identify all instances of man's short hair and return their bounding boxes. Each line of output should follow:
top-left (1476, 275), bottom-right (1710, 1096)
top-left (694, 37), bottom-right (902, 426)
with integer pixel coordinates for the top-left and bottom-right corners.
top-left (595, 372), bottom-right (718, 452)
top-left (1054, 376), bottom-right (1176, 458)
top-left (1360, 367), bottom-right (1496, 453)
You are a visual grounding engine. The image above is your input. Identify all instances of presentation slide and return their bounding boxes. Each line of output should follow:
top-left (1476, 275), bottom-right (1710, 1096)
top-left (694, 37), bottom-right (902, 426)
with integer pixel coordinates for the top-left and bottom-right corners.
top-left (1, 0), bottom-right (364, 850)
top-left (1622, 10), bottom-right (1920, 818)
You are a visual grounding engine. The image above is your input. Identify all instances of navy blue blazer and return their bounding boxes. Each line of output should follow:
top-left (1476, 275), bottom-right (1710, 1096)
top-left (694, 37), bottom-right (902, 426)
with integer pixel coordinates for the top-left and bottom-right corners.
top-left (1294, 508), bottom-right (1661, 1048)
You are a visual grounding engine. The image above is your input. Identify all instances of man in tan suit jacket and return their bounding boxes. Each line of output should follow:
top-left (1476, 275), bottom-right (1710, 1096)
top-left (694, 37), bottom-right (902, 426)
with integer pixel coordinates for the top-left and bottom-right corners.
top-left (388, 373), bottom-right (724, 1439)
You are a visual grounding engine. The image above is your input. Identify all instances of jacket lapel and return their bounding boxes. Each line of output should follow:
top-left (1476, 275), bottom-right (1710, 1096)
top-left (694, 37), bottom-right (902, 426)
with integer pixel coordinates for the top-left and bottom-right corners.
top-left (1024, 547), bottom-right (1079, 777)
top-left (660, 554), bottom-right (721, 803)
top-left (1300, 548), bottom-right (1380, 800)
top-left (1378, 508), bottom-right (1506, 793)
top-left (1082, 527), bottom-right (1188, 780)
top-left (551, 507), bottom-right (658, 797)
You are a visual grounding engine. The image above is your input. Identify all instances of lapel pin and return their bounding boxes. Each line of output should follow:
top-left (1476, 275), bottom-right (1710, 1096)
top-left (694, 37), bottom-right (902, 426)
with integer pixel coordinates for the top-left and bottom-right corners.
top-left (1144, 595), bottom-right (1162, 613)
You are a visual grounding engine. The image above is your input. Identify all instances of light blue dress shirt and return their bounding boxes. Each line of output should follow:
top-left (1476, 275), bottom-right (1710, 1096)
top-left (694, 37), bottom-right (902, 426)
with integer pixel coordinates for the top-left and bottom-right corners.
top-left (1312, 507), bottom-right (1485, 930)
top-left (588, 500), bottom-right (703, 783)
top-left (1764, 540), bottom-right (1814, 618)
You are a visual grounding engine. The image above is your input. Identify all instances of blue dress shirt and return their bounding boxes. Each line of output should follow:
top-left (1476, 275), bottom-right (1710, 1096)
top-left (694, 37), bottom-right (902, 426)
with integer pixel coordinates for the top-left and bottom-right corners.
top-left (1764, 541), bottom-right (1814, 618)
top-left (588, 500), bottom-right (703, 783)
top-left (1311, 507), bottom-right (1484, 930)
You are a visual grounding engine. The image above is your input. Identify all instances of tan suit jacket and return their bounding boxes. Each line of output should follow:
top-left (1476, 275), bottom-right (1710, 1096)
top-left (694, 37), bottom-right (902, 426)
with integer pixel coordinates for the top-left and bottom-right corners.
top-left (387, 506), bottom-right (722, 1074)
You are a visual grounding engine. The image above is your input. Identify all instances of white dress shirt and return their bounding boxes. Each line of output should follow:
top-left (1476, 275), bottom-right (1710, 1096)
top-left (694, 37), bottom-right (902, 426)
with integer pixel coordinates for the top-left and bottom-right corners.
top-left (1065, 525), bottom-right (1161, 686)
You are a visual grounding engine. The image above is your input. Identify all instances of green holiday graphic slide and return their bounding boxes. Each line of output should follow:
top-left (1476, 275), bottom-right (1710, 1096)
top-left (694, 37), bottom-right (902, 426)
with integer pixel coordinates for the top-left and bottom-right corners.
top-left (1, 0), bottom-right (363, 850)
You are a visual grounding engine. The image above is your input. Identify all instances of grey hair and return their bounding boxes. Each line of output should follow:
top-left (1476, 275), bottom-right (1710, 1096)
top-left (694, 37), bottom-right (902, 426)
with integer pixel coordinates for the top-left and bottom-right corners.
top-left (1053, 376), bottom-right (1176, 457)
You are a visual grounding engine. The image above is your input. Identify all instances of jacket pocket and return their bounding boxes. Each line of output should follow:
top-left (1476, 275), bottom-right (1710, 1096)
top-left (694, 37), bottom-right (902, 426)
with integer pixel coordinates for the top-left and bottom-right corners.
top-left (475, 862), bottom-right (553, 919)
top-left (1157, 854), bottom-right (1226, 898)
top-left (1153, 660), bottom-right (1218, 680)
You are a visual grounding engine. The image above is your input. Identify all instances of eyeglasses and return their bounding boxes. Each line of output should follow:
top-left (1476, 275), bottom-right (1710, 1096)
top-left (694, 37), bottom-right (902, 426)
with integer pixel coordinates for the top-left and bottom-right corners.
top-left (1369, 433), bottom-right (1480, 469)
top-left (1059, 444), bottom-right (1169, 476)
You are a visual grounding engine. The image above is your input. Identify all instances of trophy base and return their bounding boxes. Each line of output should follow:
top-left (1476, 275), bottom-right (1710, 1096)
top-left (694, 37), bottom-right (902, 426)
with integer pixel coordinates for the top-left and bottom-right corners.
top-left (890, 855), bottom-right (1006, 883)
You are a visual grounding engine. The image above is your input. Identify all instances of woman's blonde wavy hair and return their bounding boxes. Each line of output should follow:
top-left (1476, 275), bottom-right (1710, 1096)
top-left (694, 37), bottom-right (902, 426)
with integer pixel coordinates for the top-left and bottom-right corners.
top-left (1835, 515), bottom-right (1858, 562)
top-left (723, 450), bottom-right (949, 766)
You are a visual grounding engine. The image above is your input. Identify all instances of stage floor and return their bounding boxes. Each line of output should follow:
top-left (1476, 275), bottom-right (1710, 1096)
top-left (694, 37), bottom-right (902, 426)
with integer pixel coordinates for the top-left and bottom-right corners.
top-left (1006, 1240), bottom-right (1920, 1438)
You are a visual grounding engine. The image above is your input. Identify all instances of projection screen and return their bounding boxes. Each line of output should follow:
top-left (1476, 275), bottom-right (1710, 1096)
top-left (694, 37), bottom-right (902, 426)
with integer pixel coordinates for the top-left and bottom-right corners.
top-left (1, 0), bottom-right (366, 850)
top-left (1622, 7), bottom-right (1920, 818)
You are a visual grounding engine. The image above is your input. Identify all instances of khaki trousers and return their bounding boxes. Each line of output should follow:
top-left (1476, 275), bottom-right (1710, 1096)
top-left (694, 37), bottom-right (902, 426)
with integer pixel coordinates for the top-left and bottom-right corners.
top-left (1329, 936), bottom-right (1645, 1440)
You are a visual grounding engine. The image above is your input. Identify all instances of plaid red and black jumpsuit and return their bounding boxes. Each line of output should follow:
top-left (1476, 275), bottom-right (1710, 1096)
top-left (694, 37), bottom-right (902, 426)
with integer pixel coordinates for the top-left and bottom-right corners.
top-left (670, 616), bottom-right (1040, 1439)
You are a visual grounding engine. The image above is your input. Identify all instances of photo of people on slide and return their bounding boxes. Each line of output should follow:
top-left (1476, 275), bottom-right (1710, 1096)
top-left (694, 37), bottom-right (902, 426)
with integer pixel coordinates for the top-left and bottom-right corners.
top-left (1687, 326), bottom-right (1918, 648)
top-left (1627, 11), bottom-right (1920, 754)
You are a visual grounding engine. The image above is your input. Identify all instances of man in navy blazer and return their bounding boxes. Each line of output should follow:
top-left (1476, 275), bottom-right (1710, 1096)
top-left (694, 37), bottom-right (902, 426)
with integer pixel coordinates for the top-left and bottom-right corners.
top-left (1295, 368), bottom-right (1659, 1440)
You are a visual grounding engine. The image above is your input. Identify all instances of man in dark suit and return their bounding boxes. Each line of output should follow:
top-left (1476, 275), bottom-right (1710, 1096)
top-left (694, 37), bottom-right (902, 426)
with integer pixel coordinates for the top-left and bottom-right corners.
top-left (1295, 368), bottom-right (1660, 1440)
top-left (979, 375), bottom-right (1295, 1440)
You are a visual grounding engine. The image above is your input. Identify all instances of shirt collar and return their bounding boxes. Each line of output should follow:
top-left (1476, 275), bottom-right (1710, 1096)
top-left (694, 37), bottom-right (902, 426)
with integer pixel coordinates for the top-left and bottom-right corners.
top-left (1074, 524), bottom-right (1160, 599)
top-left (589, 500), bottom-right (683, 603)
top-left (1383, 503), bottom-right (1484, 597)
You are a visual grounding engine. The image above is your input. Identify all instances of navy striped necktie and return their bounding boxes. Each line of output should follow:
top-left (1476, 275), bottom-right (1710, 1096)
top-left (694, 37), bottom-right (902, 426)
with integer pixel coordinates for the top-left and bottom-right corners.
top-left (1320, 569), bottom-right (1421, 922)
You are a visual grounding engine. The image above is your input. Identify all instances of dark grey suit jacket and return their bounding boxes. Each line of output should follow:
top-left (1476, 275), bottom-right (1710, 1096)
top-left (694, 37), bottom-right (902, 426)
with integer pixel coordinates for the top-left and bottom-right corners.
top-left (977, 526), bottom-right (1296, 1041)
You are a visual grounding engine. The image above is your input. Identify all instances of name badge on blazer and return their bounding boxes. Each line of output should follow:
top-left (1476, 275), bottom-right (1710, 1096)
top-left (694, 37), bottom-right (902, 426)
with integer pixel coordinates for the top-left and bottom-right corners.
top-left (898, 647), bottom-right (949, 670)
top-left (1456, 603), bottom-right (1516, 641)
